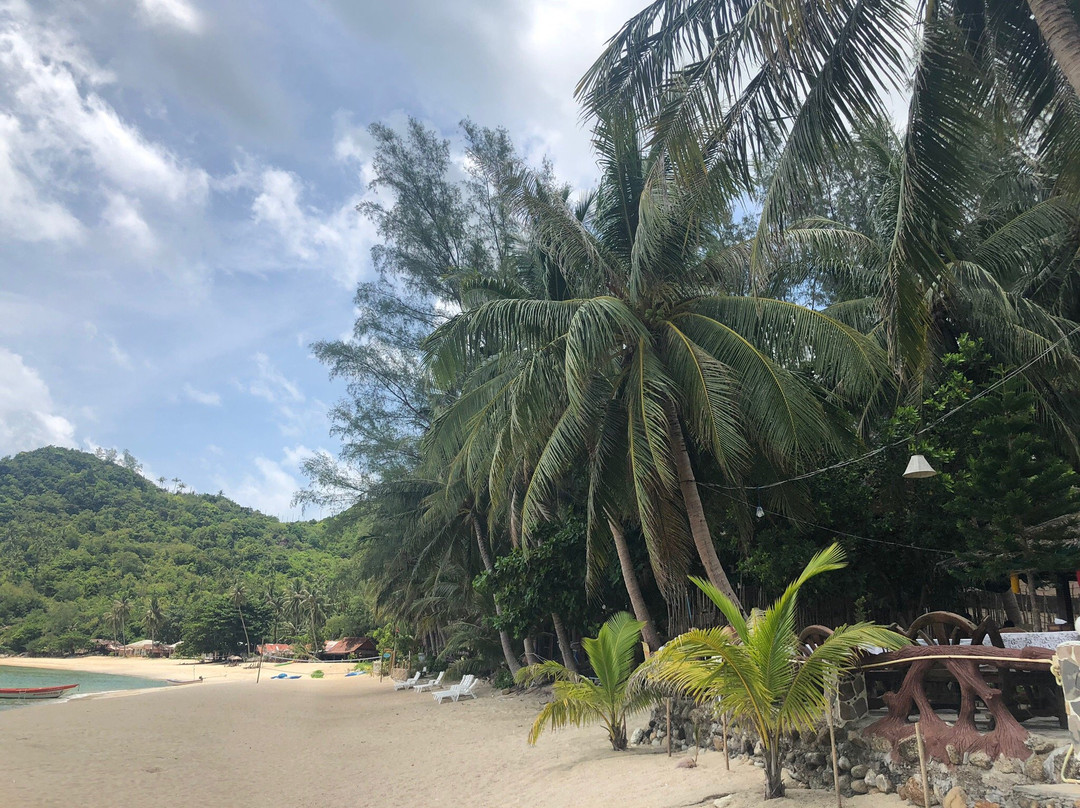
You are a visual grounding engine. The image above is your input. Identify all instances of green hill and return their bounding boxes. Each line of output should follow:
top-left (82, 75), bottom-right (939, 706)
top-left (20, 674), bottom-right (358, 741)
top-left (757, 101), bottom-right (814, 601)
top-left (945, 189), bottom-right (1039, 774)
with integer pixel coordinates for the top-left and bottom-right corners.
top-left (0, 447), bottom-right (360, 655)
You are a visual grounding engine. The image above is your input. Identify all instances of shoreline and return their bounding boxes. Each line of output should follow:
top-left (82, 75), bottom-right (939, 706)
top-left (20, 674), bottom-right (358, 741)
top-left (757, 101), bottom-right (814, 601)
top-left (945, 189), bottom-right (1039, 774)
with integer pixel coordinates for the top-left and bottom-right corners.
top-left (0, 654), bottom-right (345, 683)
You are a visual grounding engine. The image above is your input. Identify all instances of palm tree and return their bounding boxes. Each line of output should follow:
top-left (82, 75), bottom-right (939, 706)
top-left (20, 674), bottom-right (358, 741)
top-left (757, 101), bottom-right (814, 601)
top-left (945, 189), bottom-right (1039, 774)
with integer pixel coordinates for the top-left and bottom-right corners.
top-left (144, 597), bottom-right (164, 649)
top-left (110, 597), bottom-right (132, 646)
top-left (228, 582), bottom-right (250, 657)
top-left (516, 611), bottom-right (653, 750)
top-left (578, 0), bottom-right (1080, 376)
top-left (636, 544), bottom-right (906, 799)
top-left (265, 585), bottom-right (285, 645)
top-left (426, 114), bottom-right (885, 615)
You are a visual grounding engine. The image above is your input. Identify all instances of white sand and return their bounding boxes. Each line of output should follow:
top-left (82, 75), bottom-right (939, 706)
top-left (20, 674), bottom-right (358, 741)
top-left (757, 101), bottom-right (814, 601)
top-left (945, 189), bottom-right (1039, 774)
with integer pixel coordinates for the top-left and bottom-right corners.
top-left (0, 658), bottom-right (907, 808)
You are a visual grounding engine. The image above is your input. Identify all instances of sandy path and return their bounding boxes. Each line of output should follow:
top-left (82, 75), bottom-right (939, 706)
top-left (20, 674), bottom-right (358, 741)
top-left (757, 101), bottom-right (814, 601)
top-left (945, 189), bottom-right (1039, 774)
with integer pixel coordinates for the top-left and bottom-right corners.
top-left (0, 662), bottom-right (907, 808)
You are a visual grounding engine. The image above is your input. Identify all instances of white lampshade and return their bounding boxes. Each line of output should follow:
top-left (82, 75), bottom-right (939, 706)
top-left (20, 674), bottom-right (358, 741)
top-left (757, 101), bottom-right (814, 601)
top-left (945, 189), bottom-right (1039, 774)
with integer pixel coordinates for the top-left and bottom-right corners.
top-left (903, 454), bottom-right (937, 479)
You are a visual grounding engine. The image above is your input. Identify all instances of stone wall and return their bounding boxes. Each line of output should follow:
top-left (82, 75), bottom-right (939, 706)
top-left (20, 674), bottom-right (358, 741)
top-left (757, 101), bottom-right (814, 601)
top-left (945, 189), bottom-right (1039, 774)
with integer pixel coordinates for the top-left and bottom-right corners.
top-left (632, 700), bottom-right (1079, 808)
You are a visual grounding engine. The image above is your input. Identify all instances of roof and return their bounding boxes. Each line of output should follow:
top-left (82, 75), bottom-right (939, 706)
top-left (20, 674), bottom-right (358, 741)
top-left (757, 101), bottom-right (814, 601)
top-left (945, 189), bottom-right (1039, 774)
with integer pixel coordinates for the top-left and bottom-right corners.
top-left (322, 637), bottom-right (376, 656)
top-left (257, 643), bottom-right (293, 655)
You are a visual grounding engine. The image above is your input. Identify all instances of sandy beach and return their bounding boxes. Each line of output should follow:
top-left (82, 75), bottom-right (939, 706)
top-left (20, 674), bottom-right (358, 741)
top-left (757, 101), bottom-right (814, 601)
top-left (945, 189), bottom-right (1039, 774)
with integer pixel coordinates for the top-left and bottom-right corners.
top-left (0, 658), bottom-right (907, 808)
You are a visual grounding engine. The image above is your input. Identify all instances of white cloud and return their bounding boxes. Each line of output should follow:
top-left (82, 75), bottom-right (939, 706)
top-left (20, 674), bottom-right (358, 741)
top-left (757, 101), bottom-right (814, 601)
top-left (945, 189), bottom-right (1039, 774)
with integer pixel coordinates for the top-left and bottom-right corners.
top-left (135, 0), bottom-right (204, 34)
top-left (0, 347), bottom-right (77, 455)
top-left (182, 382), bottom-right (221, 406)
top-left (219, 445), bottom-right (315, 518)
top-left (248, 166), bottom-right (378, 287)
top-left (102, 193), bottom-right (157, 254)
top-left (249, 352), bottom-right (304, 405)
top-left (0, 3), bottom-right (210, 240)
top-left (0, 113), bottom-right (83, 242)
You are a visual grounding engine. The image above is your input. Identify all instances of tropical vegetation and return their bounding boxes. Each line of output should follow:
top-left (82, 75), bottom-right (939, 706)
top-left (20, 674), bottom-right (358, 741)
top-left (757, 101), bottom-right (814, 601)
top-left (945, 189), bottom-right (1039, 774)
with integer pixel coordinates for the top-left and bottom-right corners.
top-left (516, 611), bottom-right (653, 750)
top-left (637, 545), bottom-right (906, 798)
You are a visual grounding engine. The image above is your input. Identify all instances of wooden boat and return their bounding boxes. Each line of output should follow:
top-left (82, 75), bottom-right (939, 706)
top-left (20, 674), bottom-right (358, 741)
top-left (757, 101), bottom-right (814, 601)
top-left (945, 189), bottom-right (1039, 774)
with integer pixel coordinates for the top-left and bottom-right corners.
top-left (0, 683), bottom-right (78, 700)
top-left (165, 678), bottom-right (202, 685)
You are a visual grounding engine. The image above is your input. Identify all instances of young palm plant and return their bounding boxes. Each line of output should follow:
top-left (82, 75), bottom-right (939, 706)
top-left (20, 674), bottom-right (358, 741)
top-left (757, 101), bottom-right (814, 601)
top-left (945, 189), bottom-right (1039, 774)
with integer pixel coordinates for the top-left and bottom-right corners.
top-left (636, 543), bottom-right (906, 799)
top-left (516, 611), bottom-right (653, 750)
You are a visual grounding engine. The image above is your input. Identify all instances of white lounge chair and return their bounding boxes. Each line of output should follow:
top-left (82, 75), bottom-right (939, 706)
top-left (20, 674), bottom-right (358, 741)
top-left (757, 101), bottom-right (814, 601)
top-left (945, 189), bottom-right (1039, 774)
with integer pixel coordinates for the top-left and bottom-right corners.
top-left (413, 670), bottom-right (445, 692)
top-left (393, 671), bottom-right (421, 690)
top-left (433, 674), bottom-right (477, 704)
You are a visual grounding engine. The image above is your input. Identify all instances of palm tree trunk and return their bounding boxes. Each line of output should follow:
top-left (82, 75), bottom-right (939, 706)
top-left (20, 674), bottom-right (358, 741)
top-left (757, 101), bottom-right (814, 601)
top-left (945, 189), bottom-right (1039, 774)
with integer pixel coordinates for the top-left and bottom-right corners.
top-left (523, 637), bottom-right (540, 665)
top-left (667, 412), bottom-right (745, 614)
top-left (1027, 0), bottom-right (1080, 101)
top-left (472, 515), bottom-right (522, 674)
top-left (1002, 586), bottom-right (1024, 629)
top-left (551, 612), bottom-right (578, 674)
top-left (238, 608), bottom-right (251, 657)
top-left (608, 518), bottom-right (663, 651)
top-left (763, 738), bottom-right (786, 799)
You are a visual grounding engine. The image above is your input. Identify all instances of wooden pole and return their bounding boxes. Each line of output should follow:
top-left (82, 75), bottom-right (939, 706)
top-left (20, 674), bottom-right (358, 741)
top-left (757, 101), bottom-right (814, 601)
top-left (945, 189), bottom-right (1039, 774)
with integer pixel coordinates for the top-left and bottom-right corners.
top-left (915, 721), bottom-right (931, 808)
top-left (666, 698), bottom-right (672, 757)
top-left (825, 686), bottom-right (842, 808)
top-left (256, 654), bottom-right (262, 684)
top-left (721, 709), bottom-right (730, 771)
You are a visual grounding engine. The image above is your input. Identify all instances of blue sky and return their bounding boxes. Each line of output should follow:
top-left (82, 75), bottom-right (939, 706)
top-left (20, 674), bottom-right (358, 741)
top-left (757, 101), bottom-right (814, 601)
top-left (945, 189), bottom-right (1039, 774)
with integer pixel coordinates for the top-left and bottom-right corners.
top-left (0, 0), bottom-right (640, 519)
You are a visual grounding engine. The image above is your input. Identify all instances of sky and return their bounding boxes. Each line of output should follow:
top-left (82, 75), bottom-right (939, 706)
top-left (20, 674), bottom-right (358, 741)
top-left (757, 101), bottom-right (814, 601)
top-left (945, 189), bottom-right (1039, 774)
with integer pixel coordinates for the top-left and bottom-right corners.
top-left (0, 0), bottom-right (643, 519)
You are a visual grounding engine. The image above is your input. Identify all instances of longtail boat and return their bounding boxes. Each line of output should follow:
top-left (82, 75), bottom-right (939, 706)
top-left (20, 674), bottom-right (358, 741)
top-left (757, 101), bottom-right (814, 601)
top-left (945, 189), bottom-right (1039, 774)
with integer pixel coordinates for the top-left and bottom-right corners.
top-left (0, 684), bottom-right (78, 700)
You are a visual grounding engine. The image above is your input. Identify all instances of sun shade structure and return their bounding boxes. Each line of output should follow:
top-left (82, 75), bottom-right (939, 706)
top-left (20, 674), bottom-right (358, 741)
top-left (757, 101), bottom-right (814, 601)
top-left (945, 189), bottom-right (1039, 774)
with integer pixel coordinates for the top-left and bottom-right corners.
top-left (903, 454), bottom-right (937, 479)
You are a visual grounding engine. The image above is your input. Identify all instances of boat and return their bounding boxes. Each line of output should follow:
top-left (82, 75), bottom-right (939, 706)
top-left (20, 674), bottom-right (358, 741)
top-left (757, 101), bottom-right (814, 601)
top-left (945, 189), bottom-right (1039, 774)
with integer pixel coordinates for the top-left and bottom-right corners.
top-left (0, 684), bottom-right (78, 700)
top-left (165, 678), bottom-right (202, 685)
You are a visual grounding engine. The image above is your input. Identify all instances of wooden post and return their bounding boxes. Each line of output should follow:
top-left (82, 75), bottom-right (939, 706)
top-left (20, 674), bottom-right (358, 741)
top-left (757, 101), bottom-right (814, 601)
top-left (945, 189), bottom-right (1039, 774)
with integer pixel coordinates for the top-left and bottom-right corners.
top-left (721, 708), bottom-right (730, 771)
top-left (256, 654), bottom-right (262, 684)
top-left (915, 721), bottom-right (931, 808)
top-left (666, 698), bottom-right (672, 757)
top-left (825, 685), bottom-right (842, 808)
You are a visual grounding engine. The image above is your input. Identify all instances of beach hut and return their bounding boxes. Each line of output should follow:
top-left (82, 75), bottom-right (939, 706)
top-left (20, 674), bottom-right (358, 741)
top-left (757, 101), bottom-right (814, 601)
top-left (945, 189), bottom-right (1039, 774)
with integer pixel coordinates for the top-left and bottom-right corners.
top-left (256, 643), bottom-right (294, 659)
top-left (320, 637), bottom-right (377, 660)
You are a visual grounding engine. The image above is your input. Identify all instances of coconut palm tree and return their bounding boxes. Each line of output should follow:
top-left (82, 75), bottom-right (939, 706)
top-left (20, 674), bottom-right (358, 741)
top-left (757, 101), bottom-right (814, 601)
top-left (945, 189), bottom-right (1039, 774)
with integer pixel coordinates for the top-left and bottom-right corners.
top-left (636, 544), bottom-right (906, 799)
top-left (426, 113), bottom-right (886, 615)
top-left (578, 0), bottom-right (1080, 377)
top-left (144, 597), bottom-right (164, 649)
top-left (110, 596), bottom-right (132, 646)
top-left (228, 582), bottom-right (250, 657)
top-left (516, 611), bottom-right (653, 750)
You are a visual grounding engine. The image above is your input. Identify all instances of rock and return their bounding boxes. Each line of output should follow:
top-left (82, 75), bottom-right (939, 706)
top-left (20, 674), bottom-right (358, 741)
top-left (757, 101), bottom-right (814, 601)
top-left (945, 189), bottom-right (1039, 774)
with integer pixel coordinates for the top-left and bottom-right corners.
top-left (850, 764), bottom-right (869, 779)
top-left (946, 744), bottom-right (961, 765)
top-left (994, 756), bottom-right (1022, 774)
top-left (838, 774), bottom-right (851, 789)
top-left (676, 757), bottom-right (697, 769)
top-left (838, 755), bottom-right (851, 771)
top-left (1025, 735), bottom-right (1055, 755)
top-left (968, 750), bottom-right (993, 770)
top-left (713, 796), bottom-right (733, 808)
top-left (851, 780), bottom-right (868, 795)
top-left (713, 736), bottom-right (725, 753)
top-left (1023, 753), bottom-right (1047, 782)
top-left (899, 735), bottom-right (921, 763)
top-left (805, 751), bottom-right (825, 767)
top-left (942, 786), bottom-right (967, 808)
top-left (870, 734), bottom-right (893, 754)
top-left (753, 741), bottom-right (765, 756)
top-left (972, 802), bottom-right (1000, 808)
top-left (902, 776), bottom-right (927, 806)
top-left (875, 773), bottom-right (893, 794)
top-left (651, 738), bottom-right (661, 747)
top-left (631, 728), bottom-right (646, 746)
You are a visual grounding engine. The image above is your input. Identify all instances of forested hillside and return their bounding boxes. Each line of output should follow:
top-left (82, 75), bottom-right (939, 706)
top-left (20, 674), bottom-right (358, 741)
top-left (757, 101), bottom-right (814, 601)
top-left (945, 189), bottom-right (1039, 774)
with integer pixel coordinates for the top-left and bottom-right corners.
top-left (0, 447), bottom-right (366, 655)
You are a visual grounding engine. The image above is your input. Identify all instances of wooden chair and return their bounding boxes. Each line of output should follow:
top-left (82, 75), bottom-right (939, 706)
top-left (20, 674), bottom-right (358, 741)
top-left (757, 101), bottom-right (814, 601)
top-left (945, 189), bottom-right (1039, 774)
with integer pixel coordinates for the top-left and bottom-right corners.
top-left (905, 611), bottom-right (977, 646)
top-left (797, 625), bottom-right (833, 657)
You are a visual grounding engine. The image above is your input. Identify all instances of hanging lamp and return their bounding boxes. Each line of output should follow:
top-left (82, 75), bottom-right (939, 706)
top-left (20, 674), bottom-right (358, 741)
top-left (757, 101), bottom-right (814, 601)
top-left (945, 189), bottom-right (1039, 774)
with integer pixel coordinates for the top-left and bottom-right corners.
top-left (902, 454), bottom-right (936, 479)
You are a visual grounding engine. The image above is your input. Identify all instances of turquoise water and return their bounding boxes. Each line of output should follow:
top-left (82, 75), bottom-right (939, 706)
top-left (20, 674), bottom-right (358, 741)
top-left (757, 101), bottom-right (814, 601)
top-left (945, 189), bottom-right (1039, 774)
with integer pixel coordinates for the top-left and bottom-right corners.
top-left (0, 664), bottom-right (167, 712)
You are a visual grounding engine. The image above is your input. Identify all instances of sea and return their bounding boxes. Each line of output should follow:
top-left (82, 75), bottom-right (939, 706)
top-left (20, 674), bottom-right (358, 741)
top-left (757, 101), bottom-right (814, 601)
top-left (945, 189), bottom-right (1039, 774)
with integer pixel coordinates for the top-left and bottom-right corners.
top-left (0, 664), bottom-right (167, 711)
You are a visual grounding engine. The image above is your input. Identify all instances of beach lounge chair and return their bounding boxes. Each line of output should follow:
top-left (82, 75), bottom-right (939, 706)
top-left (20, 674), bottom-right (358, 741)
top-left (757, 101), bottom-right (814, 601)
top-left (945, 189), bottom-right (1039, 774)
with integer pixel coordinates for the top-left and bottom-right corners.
top-left (393, 671), bottom-right (421, 691)
top-left (413, 671), bottom-right (445, 692)
top-left (433, 675), bottom-right (476, 704)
